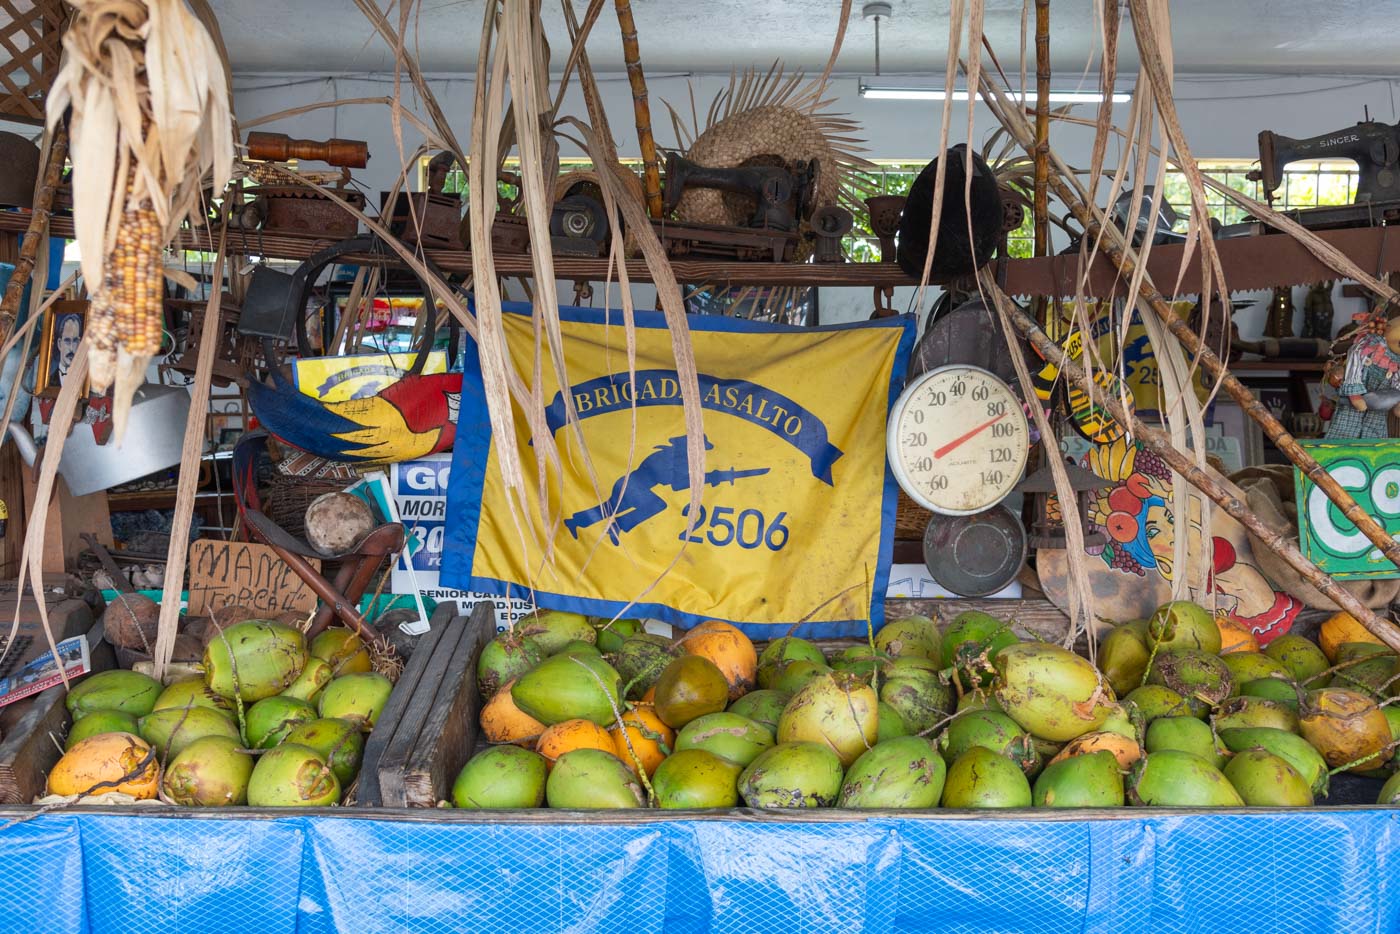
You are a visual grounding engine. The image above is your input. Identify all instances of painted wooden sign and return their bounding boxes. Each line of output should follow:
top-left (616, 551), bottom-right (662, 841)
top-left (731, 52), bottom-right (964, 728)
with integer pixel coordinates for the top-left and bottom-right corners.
top-left (187, 540), bottom-right (320, 617)
top-left (1295, 439), bottom-right (1400, 580)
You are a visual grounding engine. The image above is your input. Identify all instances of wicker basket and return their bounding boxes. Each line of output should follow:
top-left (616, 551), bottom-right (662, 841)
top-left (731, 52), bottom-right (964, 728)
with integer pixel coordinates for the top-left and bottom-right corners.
top-left (264, 471), bottom-right (359, 539)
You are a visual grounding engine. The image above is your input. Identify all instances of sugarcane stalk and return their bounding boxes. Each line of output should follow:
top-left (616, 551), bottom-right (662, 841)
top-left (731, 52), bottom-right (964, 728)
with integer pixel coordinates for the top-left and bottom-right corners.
top-left (974, 74), bottom-right (1400, 588)
top-left (614, 0), bottom-right (663, 218)
top-left (980, 269), bottom-right (1400, 653)
top-left (0, 124), bottom-right (67, 347)
top-left (1032, 0), bottom-right (1050, 261)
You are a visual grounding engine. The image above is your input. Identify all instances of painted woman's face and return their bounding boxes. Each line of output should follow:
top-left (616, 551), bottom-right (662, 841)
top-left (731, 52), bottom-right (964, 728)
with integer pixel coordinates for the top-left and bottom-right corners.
top-left (1146, 502), bottom-right (1175, 580)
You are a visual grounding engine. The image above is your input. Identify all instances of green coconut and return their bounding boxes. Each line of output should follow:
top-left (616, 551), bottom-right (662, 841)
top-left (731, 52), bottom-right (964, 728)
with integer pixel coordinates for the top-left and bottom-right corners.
top-left (1219, 727), bottom-right (1330, 797)
top-left (1378, 770), bottom-right (1400, 804)
top-left (245, 695), bottom-right (319, 748)
top-left (994, 642), bottom-right (1116, 742)
top-left (611, 634), bottom-right (679, 700)
top-left (955, 690), bottom-right (1005, 714)
top-left (771, 660), bottom-right (833, 695)
top-left (512, 652), bottom-right (622, 726)
top-left (452, 745), bottom-right (548, 808)
top-left (1264, 634), bottom-right (1332, 688)
top-left (1212, 696), bottom-right (1299, 734)
top-left (653, 655), bottom-right (730, 729)
top-left (877, 702), bottom-right (912, 741)
top-left (937, 709), bottom-right (1039, 776)
top-left (1223, 749), bottom-right (1313, 806)
top-left (675, 712), bottom-right (774, 767)
top-left (545, 748), bottom-right (644, 808)
top-left (1146, 650), bottom-right (1233, 717)
top-left (941, 610), bottom-right (1020, 689)
top-left (879, 656), bottom-right (952, 734)
top-left (875, 614), bottom-right (941, 661)
top-left (204, 621), bottom-right (308, 702)
top-left (941, 746), bottom-right (1033, 808)
top-left (138, 705), bottom-right (241, 761)
top-left (1143, 716), bottom-right (1227, 769)
top-left (308, 628), bottom-right (372, 675)
top-left (1098, 702), bottom-right (1142, 742)
top-left (317, 673), bottom-right (394, 731)
top-left (152, 678), bottom-right (234, 715)
top-left (283, 718), bottom-right (365, 787)
top-left (1123, 684), bottom-right (1196, 723)
top-left (247, 743), bottom-right (341, 806)
top-left (838, 736), bottom-right (946, 808)
top-left (737, 741), bottom-right (844, 808)
top-left (726, 689), bottom-right (790, 735)
top-left (1330, 643), bottom-right (1397, 699)
top-left (1099, 623), bottom-right (1152, 696)
top-left (1033, 750), bottom-right (1125, 808)
top-left (756, 637), bottom-right (827, 689)
top-left (592, 618), bottom-right (644, 654)
top-left (1239, 677), bottom-right (1301, 709)
top-left (557, 640), bottom-right (603, 658)
top-left (67, 669), bottom-right (162, 718)
top-left (777, 671), bottom-right (879, 767)
top-left (280, 657), bottom-right (334, 704)
top-left (518, 610), bottom-right (596, 655)
top-left (162, 736), bottom-right (254, 806)
top-left (1128, 750), bottom-right (1243, 807)
top-left (1146, 601), bottom-right (1222, 654)
top-left (829, 645), bottom-right (881, 682)
top-left (476, 633), bottom-right (545, 699)
top-left (66, 709), bottom-right (140, 750)
top-left (1220, 652), bottom-right (1292, 689)
top-left (652, 748), bottom-right (742, 808)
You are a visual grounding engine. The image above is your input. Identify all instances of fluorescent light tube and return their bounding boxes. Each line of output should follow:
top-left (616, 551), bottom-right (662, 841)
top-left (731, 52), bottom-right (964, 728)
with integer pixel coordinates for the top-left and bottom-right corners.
top-left (859, 82), bottom-right (1130, 103)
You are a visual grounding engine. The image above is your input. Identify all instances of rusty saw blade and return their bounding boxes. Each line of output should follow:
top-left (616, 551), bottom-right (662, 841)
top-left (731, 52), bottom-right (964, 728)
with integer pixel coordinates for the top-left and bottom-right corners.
top-left (1005, 225), bottom-right (1400, 299)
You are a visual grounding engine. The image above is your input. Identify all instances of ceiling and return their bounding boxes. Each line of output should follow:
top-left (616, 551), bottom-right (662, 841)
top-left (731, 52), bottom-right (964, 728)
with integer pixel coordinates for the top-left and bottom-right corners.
top-left (209, 0), bottom-right (1394, 76)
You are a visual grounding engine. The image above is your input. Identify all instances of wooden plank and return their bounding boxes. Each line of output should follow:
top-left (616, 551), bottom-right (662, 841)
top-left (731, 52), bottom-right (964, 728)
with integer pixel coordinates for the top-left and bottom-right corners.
top-left (375, 610), bottom-right (471, 807)
top-left (0, 613), bottom-right (108, 804)
top-left (886, 597), bottom-right (1071, 643)
top-left (355, 601), bottom-right (456, 807)
top-left (398, 603), bottom-right (493, 807)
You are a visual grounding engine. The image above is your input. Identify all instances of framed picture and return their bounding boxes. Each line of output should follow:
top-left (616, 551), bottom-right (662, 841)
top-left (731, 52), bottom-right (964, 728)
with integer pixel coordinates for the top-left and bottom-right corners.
top-left (35, 300), bottom-right (88, 398)
top-left (1210, 401), bottom-right (1266, 469)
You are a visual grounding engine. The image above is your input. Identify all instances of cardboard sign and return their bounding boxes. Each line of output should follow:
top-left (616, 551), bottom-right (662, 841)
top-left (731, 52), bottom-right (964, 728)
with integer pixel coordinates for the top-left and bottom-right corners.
top-left (187, 540), bottom-right (320, 616)
top-left (1295, 439), bottom-right (1400, 580)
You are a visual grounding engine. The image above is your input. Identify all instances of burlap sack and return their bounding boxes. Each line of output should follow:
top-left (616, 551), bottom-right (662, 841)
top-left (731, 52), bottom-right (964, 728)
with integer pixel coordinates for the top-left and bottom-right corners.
top-left (1231, 465), bottom-right (1400, 609)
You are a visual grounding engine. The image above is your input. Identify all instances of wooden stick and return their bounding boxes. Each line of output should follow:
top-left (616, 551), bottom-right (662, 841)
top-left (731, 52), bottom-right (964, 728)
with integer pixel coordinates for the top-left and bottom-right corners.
top-left (973, 75), bottom-right (1400, 586)
top-left (979, 269), bottom-right (1400, 653)
top-left (0, 124), bottom-right (67, 347)
top-left (614, 0), bottom-right (663, 218)
top-left (1032, 0), bottom-right (1050, 263)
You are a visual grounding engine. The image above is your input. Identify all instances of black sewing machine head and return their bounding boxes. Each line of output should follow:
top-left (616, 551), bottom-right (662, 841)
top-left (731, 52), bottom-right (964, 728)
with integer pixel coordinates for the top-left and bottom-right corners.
top-left (1249, 120), bottom-right (1400, 204)
top-left (662, 152), bottom-right (817, 231)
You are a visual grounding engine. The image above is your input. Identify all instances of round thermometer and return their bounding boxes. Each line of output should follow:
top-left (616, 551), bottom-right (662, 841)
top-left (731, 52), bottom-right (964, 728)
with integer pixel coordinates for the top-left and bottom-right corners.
top-left (887, 364), bottom-right (1031, 516)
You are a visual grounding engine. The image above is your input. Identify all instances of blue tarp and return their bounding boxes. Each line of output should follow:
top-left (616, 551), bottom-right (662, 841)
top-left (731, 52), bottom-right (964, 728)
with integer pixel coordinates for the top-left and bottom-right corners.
top-left (2, 808), bottom-right (1398, 933)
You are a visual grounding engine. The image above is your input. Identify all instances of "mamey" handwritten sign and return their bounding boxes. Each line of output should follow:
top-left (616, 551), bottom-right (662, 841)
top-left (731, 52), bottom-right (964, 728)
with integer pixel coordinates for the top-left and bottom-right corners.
top-left (187, 540), bottom-right (320, 616)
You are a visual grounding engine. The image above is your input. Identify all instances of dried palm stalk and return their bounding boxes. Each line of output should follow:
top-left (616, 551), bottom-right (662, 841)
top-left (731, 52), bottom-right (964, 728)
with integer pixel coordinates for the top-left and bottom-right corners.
top-left (46, 0), bottom-right (233, 439)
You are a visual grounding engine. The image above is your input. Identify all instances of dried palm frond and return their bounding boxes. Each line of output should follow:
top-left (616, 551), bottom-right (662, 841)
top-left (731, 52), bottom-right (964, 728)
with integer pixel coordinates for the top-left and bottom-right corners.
top-left (666, 64), bottom-right (875, 225)
top-left (47, 0), bottom-right (233, 439)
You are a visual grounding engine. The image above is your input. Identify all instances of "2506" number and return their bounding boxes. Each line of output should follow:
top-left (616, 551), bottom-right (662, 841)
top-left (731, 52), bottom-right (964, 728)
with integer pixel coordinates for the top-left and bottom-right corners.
top-left (678, 504), bottom-right (790, 551)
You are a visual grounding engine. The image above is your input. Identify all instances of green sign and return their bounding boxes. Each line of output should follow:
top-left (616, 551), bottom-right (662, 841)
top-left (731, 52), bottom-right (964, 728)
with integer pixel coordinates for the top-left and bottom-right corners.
top-left (1295, 439), bottom-right (1400, 580)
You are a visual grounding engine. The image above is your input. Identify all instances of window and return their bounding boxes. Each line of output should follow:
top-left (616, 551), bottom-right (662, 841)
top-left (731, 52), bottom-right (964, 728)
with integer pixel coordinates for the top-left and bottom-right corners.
top-left (1161, 159), bottom-right (1359, 229)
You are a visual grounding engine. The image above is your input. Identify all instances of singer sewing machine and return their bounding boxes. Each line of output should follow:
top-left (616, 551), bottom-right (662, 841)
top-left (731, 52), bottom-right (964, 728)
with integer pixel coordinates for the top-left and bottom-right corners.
top-left (662, 152), bottom-right (816, 232)
top-left (1247, 120), bottom-right (1400, 229)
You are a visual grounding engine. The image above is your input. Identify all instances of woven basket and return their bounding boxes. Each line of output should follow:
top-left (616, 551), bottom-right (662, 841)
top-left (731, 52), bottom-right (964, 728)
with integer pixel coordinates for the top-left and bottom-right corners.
top-left (895, 488), bottom-right (933, 540)
top-left (264, 472), bottom-right (359, 539)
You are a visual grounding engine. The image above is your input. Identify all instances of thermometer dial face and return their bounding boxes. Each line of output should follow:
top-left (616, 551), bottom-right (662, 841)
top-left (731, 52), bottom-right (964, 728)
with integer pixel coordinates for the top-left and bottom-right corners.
top-left (887, 364), bottom-right (1031, 516)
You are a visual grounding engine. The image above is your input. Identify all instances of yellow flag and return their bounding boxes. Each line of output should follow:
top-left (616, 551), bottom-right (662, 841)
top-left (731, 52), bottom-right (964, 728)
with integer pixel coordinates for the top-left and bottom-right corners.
top-left (443, 305), bottom-right (914, 638)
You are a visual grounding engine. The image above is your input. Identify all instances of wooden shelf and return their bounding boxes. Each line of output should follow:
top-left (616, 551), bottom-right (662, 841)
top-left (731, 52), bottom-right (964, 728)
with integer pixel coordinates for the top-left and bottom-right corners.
top-left (1228, 360), bottom-right (1327, 372)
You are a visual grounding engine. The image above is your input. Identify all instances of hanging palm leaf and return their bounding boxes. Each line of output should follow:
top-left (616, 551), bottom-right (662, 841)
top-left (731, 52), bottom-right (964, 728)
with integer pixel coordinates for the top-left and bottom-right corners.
top-left (46, 0), bottom-right (233, 438)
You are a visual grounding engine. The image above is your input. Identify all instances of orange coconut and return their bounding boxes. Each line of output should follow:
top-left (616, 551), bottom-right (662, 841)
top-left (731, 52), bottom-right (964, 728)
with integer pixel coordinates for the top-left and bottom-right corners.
top-left (480, 679), bottom-right (546, 747)
top-left (536, 718), bottom-right (616, 769)
top-left (610, 704), bottom-right (675, 776)
top-left (1049, 730), bottom-right (1142, 770)
top-left (681, 620), bottom-right (757, 701)
top-left (47, 732), bottom-right (160, 799)
top-left (1217, 616), bottom-right (1260, 655)
top-left (1320, 611), bottom-right (1385, 662)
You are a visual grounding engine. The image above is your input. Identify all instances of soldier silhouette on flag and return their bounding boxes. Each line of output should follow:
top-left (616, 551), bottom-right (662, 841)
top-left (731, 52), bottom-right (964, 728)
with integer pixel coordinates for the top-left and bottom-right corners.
top-left (565, 435), bottom-right (768, 544)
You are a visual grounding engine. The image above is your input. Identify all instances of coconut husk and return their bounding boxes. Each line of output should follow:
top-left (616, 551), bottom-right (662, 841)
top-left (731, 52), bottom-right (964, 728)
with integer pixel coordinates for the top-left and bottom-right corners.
top-left (1232, 465), bottom-right (1400, 610)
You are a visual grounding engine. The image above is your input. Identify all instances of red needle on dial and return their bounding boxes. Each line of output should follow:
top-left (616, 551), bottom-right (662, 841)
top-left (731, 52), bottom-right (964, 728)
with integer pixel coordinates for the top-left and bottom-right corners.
top-left (932, 412), bottom-right (1006, 459)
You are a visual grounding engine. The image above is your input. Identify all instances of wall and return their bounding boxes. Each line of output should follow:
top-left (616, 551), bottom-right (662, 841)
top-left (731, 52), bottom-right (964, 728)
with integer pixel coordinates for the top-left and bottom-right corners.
top-left (231, 69), bottom-right (1400, 336)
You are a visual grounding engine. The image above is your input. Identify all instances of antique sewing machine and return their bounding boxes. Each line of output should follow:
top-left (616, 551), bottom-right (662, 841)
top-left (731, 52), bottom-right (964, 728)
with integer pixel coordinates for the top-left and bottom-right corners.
top-left (662, 152), bottom-right (816, 232)
top-left (1247, 119), bottom-right (1400, 228)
